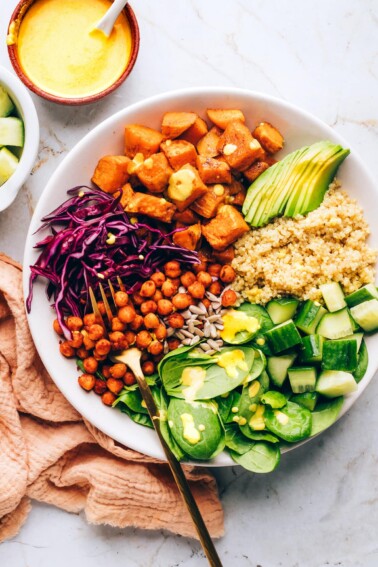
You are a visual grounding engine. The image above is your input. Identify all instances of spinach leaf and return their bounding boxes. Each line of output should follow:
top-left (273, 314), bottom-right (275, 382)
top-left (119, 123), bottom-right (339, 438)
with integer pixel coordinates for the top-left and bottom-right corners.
top-left (353, 340), bottom-right (368, 383)
top-left (115, 389), bottom-right (148, 414)
top-left (154, 387), bottom-right (186, 460)
top-left (242, 348), bottom-right (266, 383)
top-left (238, 429), bottom-right (280, 443)
top-left (264, 401), bottom-right (312, 442)
top-left (216, 390), bottom-right (241, 424)
top-left (230, 442), bottom-right (280, 473)
top-left (310, 396), bottom-right (344, 437)
top-left (238, 303), bottom-right (274, 334)
top-left (224, 423), bottom-right (254, 454)
top-left (118, 404), bottom-right (153, 428)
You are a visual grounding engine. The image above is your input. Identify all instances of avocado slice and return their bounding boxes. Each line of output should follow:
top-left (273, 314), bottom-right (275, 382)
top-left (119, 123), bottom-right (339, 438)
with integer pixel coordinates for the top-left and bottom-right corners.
top-left (243, 158), bottom-right (287, 224)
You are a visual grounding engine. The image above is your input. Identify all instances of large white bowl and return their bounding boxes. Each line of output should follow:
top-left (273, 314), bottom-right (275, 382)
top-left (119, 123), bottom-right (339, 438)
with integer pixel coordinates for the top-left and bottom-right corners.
top-left (0, 66), bottom-right (39, 212)
top-left (23, 87), bottom-right (378, 465)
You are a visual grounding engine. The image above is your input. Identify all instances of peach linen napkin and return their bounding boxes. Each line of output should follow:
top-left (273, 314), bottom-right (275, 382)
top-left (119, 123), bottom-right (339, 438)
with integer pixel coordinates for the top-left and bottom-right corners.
top-left (0, 253), bottom-right (224, 542)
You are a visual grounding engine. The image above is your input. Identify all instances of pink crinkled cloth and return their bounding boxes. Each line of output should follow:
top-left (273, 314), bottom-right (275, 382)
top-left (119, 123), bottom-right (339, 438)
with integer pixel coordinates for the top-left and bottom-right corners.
top-left (0, 254), bottom-right (224, 542)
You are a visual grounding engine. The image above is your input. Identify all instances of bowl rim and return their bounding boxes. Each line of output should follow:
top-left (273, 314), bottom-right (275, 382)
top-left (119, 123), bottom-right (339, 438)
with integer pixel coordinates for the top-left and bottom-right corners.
top-left (22, 86), bottom-right (378, 465)
top-left (7, 0), bottom-right (140, 106)
top-left (0, 65), bottom-right (39, 212)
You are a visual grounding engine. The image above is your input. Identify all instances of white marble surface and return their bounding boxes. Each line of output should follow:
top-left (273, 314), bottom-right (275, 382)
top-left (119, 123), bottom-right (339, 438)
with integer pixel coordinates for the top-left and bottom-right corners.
top-left (1, 1), bottom-right (378, 565)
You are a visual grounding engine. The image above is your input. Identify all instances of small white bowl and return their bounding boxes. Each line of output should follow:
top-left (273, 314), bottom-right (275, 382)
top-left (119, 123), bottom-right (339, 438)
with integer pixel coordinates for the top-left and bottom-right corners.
top-left (0, 65), bottom-right (39, 212)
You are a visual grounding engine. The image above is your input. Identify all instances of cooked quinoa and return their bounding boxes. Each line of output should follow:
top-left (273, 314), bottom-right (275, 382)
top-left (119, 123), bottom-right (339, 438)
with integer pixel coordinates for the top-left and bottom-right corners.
top-left (232, 184), bottom-right (377, 304)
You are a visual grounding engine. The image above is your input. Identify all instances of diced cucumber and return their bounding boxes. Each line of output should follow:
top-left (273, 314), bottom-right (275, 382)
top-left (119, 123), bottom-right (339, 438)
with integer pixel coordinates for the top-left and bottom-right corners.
top-left (353, 340), bottom-right (368, 383)
top-left (299, 334), bottom-right (324, 363)
top-left (294, 300), bottom-right (327, 335)
top-left (319, 282), bottom-right (346, 312)
top-left (288, 367), bottom-right (317, 393)
top-left (291, 391), bottom-right (319, 411)
top-left (335, 332), bottom-right (363, 352)
top-left (0, 86), bottom-right (14, 117)
top-left (264, 320), bottom-right (303, 354)
top-left (316, 370), bottom-right (357, 397)
top-left (266, 297), bottom-right (299, 325)
top-left (0, 147), bottom-right (19, 186)
top-left (348, 309), bottom-right (360, 332)
top-left (345, 283), bottom-right (378, 308)
top-left (316, 308), bottom-right (354, 339)
top-left (350, 299), bottom-right (378, 332)
top-left (267, 352), bottom-right (297, 387)
top-left (0, 117), bottom-right (24, 147)
top-left (322, 339), bottom-right (358, 372)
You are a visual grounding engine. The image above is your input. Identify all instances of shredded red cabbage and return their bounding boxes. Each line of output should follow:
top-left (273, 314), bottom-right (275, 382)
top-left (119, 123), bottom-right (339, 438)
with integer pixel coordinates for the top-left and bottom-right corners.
top-left (27, 187), bottom-right (199, 338)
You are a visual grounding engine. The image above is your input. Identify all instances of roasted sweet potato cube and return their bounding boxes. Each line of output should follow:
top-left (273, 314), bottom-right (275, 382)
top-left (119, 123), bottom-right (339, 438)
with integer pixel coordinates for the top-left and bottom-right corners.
top-left (173, 223), bottom-right (202, 250)
top-left (212, 246), bottom-right (235, 264)
top-left (167, 164), bottom-right (207, 211)
top-left (196, 155), bottom-right (232, 185)
top-left (228, 185), bottom-right (246, 207)
top-left (196, 126), bottom-right (222, 158)
top-left (113, 183), bottom-right (134, 208)
top-left (136, 153), bottom-right (173, 193)
top-left (180, 117), bottom-right (208, 145)
top-left (121, 185), bottom-right (176, 223)
top-left (206, 109), bottom-right (246, 129)
top-left (217, 122), bottom-right (265, 171)
top-left (228, 178), bottom-right (245, 195)
top-left (92, 155), bottom-right (130, 194)
top-left (202, 205), bottom-right (249, 250)
top-left (191, 184), bottom-right (229, 219)
top-left (253, 122), bottom-right (284, 154)
top-left (243, 160), bottom-right (270, 182)
top-left (161, 112), bottom-right (197, 139)
top-left (161, 140), bottom-right (197, 170)
top-left (125, 125), bottom-right (164, 158)
top-left (173, 208), bottom-right (200, 225)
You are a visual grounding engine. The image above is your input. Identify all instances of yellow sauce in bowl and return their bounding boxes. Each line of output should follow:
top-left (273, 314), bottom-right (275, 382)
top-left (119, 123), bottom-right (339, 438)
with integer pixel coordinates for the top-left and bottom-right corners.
top-left (16, 0), bottom-right (132, 99)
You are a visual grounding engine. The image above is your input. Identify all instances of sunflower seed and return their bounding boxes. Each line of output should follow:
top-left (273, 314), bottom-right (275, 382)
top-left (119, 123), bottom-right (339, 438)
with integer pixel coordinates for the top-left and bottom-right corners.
top-left (208, 314), bottom-right (220, 323)
top-left (203, 322), bottom-right (211, 337)
top-left (208, 339), bottom-right (221, 351)
top-left (191, 319), bottom-right (202, 326)
top-left (197, 302), bottom-right (208, 314)
top-left (189, 305), bottom-right (204, 315)
top-left (163, 341), bottom-right (169, 354)
top-left (201, 343), bottom-right (211, 351)
top-left (166, 327), bottom-right (175, 337)
top-left (181, 310), bottom-right (192, 319)
top-left (206, 292), bottom-right (219, 302)
top-left (190, 335), bottom-right (200, 345)
top-left (214, 323), bottom-right (224, 330)
top-left (178, 286), bottom-right (186, 294)
top-left (194, 327), bottom-right (205, 337)
top-left (210, 324), bottom-right (218, 338)
top-left (176, 331), bottom-right (186, 340)
top-left (181, 329), bottom-right (194, 338)
top-left (181, 338), bottom-right (192, 345)
top-left (206, 349), bottom-right (216, 356)
top-left (188, 321), bottom-right (195, 334)
top-left (212, 302), bottom-right (221, 310)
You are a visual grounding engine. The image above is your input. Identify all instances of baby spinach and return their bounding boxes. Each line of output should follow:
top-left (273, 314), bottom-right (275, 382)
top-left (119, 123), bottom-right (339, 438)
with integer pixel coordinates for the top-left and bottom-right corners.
top-left (216, 390), bottom-right (241, 423)
top-left (230, 442), bottom-right (281, 473)
top-left (224, 423), bottom-right (254, 454)
top-left (238, 303), bottom-right (274, 334)
top-left (310, 396), bottom-right (344, 437)
top-left (264, 401), bottom-right (312, 442)
top-left (243, 348), bottom-right (266, 383)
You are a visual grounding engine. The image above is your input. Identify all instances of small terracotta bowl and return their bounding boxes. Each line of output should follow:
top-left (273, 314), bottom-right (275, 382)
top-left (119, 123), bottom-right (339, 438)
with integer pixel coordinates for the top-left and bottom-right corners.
top-left (7, 0), bottom-right (140, 106)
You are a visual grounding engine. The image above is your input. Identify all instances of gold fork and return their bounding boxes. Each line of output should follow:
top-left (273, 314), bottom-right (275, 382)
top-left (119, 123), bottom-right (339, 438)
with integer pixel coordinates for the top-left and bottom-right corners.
top-left (89, 282), bottom-right (223, 567)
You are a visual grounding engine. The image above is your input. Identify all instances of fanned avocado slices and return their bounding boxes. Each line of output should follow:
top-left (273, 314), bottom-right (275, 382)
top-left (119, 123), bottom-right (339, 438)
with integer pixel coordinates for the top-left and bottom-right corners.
top-left (242, 140), bottom-right (350, 227)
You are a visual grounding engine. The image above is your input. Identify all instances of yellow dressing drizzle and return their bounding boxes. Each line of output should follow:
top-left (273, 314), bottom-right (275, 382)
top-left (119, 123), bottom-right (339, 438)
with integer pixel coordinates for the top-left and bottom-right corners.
top-left (180, 413), bottom-right (201, 445)
top-left (216, 349), bottom-right (248, 378)
top-left (181, 366), bottom-right (206, 401)
top-left (220, 310), bottom-right (260, 343)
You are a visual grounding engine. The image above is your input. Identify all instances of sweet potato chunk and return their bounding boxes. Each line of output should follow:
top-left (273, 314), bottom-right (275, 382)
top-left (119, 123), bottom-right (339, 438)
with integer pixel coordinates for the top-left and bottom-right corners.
top-left (161, 140), bottom-right (197, 171)
top-left (121, 184), bottom-right (176, 223)
top-left (161, 112), bottom-right (197, 139)
top-left (202, 205), bottom-right (249, 250)
top-left (196, 126), bottom-right (222, 158)
top-left (173, 208), bottom-right (200, 225)
top-left (212, 246), bottom-right (235, 264)
top-left (253, 122), bottom-right (284, 154)
top-left (92, 155), bottom-right (130, 194)
top-left (173, 223), bottom-right (201, 250)
top-left (228, 178), bottom-right (245, 195)
top-left (167, 164), bottom-right (207, 211)
top-left (228, 185), bottom-right (246, 207)
top-left (180, 117), bottom-right (208, 145)
top-left (125, 125), bottom-right (164, 158)
top-left (191, 184), bottom-right (229, 219)
top-left (207, 109), bottom-right (246, 129)
top-left (243, 160), bottom-right (270, 182)
top-left (196, 155), bottom-right (232, 185)
top-left (136, 153), bottom-right (173, 193)
top-left (217, 122), bottom-right (265, 171)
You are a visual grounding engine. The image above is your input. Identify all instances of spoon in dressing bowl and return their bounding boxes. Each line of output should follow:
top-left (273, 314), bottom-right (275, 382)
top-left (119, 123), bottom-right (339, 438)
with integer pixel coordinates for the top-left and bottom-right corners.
top-left (93, 0), bottom-right (129, 37)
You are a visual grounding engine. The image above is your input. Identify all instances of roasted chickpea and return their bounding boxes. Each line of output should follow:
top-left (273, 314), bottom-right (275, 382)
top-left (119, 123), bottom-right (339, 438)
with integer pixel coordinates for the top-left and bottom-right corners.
top-left (140, 300), bottom-right (158, 315)
top-left (153, 289), bottom-right (163, 302)
top-left (142, 361), bottom-right (155, 375)
top-left (109, 363), bottom-right (127, 379)
top-left (219, 265), bottom-right (236, 283)
top-left (221, 289), bottom-right (238, 307)
top-left (111, 317), bottom-right (126, 332)
top-left (136, 330), bottom-right (153, 349)
top-left (167, 313), bottom-right (185, 329)
top-left (68, 330), bottom-right (84, 349)
top-left (164, 260), bottom-right (181, 278)
top-left (144, 312), bottom-right (160, 329)
top-left (102, 365), bottom-right (111, 378)
top-left (150, 271), bottom-right (166, 287)
top-left (187, 281), bottom-right (206, 299)
top-left (93, 351), bottom-right (107, 361)
top-left (53, 319), bottom-right (64, 336)
top-left (118, 305), bottom-right (136, 324)
top-left (83, 356), bottom-right (98, 374)
top-left (83, 334), bottom-right (96, 351)
top-left (209, 281), bottom-right (223, 296)
top-left (196, 271), bottom-right (212, 289)
top-left (207, 263), bottom-right (222, 278)
top-left (157, 299), bottom-right (174, 316)
top-left (76, 347), bottom-right (90, 359)
top-left (95, 339), bottom-right (111, 356)
top-left (161, 280), bottom-right (177, 298)
top-left (59, 341), bottom-right (75, 358)
top-left (106, 378), bottom-right (124, 395)
top-left (94, 379), bottom-right (107, 395)
top-left (114, 291), bottom-right (129, 307)
top-left (109, 331), bottom-right (129, 350)
top-left (180, 271), bottom-right (196, 288)
top-left (202, 298), bottom-right (211, 310)
top-left (172, 293), bottom-right (192, 310)
top-left (140, 280), bottom-right (156, 298)
top-left (97, 301), bottom-right (106, 315)
top-left (132, 291), bottom-right (144, 306)
top-left (124, 371), bottom-right (137, 385)
top-left (193, 261), bottom-right (207, 274)
top-left (83, 313), bottom-right (97, 327)
top-left (167, 338), bottom-right (181, 351)
top-left (66, 316), bottom-right (83, 331)
top-left (124, 330), bottom-right (136, 346)
top-left (88, 324), bottom-right (104, 341)
top-left (78, 373), bottom-right (96, 391)
top-left (101, 391), bottom-right (117, 406)
top-left (130, 314), bottom-right (144, 331)
top-left (148, 340), bottom-right (164, 356)
top-left (154, 323), bottom-right (167, 341)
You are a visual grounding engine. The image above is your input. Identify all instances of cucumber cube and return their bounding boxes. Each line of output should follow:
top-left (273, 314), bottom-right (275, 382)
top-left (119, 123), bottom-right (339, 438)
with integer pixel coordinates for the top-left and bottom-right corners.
top-left (288, 367), bottom-right (317, 393)
top-left (265, 320), bottom-right (302, 354)
top-left (0, 147), bottom-right (19, 186)
top-left (300, 334), bottom-right (324, 363)
top-left (350, 299), bottom-right (378, 332)
top-left (267, 352), bottom-right (297, 387)
top-left (322, 339), bottom-right (358, 372)
top-left (316, 370), bottom-right (357, 397)
top-left (291, 392), bottom-right (319, 411)
top-left (0, 116), bottom-right (24, 147)
top-left (320, 282), bottom-right (346, 312)
top-left (266, 297), bottom-right (299, 325)
top-left (0, 86), bottom-right (15, 117)
top-left (345, 284), bottom-right (378, 308)
top-left (316, 308), bottom-right (354, 339)
top-left (294, 300), bottom-right (327, 335)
